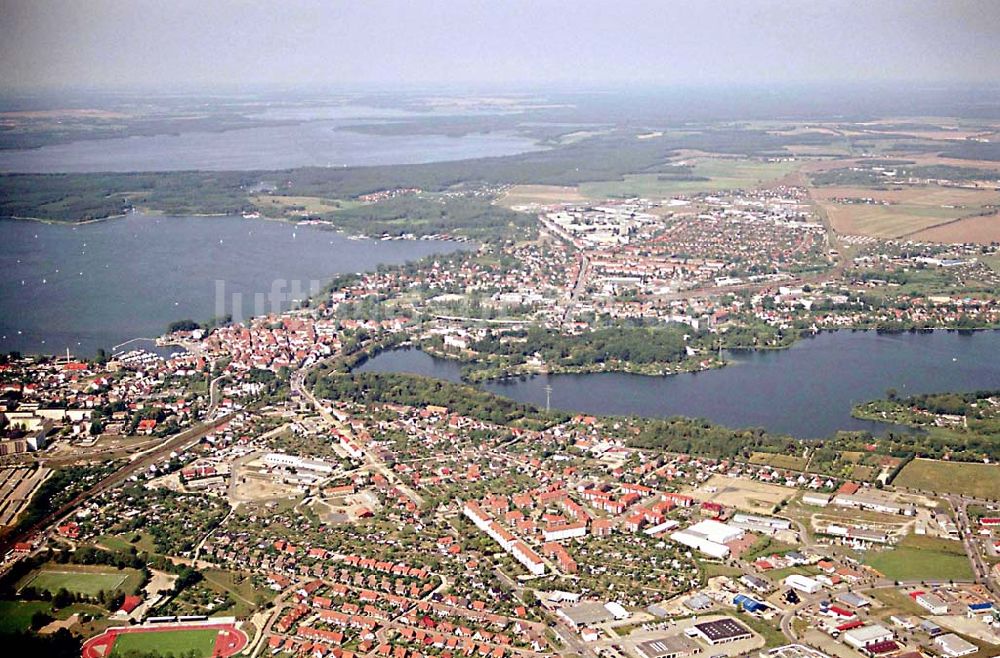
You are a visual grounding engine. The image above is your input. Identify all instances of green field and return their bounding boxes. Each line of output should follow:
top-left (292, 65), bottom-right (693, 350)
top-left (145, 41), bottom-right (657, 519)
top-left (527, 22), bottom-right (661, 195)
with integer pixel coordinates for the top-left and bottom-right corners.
top-left (0, 599), bottom-right (53, 633)
top-left (863, 534), bottom-right (974, 582)
top-left (894, 459), bottom-right (1000, 499)
top-left (110, 628), bottom-right (220, 658)
top-left (23, 567), bottom-right (128, 597)
top-left (749, 451), bottom-right (810, 471)
top-left (580, 158), bottom-right (799, 199)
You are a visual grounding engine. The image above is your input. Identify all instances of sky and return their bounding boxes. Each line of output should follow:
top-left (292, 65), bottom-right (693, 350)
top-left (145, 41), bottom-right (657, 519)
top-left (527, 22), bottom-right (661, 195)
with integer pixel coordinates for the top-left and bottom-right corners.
top-left (1, 0), bottom-right (999, 91)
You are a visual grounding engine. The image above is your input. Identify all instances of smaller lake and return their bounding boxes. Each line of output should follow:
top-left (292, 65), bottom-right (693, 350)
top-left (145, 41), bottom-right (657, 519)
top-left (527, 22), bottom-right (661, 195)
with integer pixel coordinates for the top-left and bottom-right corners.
top-left (356, 330), bottom-right (1000, 438)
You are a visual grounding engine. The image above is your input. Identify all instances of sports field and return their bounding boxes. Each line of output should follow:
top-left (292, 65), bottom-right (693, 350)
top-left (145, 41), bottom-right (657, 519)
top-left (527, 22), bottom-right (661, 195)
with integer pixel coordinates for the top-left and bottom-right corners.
top-left (894, 458), bottom-right (1000, 499)
top-left (110, 628), bottom-right (219, 657)
top-left (83, 623), bottom-right (248, 658)
top-left (23, 567), bottom-right (127, 597)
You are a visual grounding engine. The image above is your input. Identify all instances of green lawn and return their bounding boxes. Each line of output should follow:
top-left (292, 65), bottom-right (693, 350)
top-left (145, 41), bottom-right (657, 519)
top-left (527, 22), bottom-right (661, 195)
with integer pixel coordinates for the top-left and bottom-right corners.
top-left (0, 600), bottom-right (53, 633)
top-left (894, 459), bottom-right (1000, 499)
top-left (863, 534), bottom-right (974, 582)
top-left (110, 628), bottom-right (219, 658)
top-left (23, 568), bottom-right (128, 597)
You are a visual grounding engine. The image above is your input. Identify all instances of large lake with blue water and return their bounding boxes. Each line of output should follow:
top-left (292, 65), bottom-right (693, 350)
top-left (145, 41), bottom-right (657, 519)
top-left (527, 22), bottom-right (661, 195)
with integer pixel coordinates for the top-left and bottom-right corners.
top-left (0, 214), bottom-right (469, 356)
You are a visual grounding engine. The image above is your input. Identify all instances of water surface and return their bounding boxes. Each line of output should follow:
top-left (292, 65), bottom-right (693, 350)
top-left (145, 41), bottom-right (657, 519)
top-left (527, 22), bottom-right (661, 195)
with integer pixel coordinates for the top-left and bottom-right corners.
top-left (0, 120), bottom-right (543, 173)
top-left (357, 331), bottom-right (1000, 438)
top-left (0, 215), bottom-right (468, 355)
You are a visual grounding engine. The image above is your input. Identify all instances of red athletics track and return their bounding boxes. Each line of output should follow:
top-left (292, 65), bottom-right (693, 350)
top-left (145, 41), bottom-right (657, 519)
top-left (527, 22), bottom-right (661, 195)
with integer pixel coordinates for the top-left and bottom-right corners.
top-left (81, 622), bottom-right (248, 658)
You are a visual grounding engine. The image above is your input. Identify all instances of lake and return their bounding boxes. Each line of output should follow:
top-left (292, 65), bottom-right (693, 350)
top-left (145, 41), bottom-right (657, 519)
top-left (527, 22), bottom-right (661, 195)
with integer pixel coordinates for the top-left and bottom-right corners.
top-left (0, 214), bottom-right (469, 356)
top-left (0, 119), bottom-right (543, 173)
top-left (356, 331), bottom-right (1000, 438)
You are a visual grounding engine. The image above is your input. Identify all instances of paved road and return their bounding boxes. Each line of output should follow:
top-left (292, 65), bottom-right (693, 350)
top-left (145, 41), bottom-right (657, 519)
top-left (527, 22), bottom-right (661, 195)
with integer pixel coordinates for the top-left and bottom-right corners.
top-left (946, 494), bottom-right (997, 594)
top-left (291, 360), bottom-right (425, 508)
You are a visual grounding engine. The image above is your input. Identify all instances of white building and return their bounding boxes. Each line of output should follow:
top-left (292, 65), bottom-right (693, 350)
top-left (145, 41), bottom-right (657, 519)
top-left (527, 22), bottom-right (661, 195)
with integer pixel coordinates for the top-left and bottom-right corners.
top-left (914, 592), bottom-right (949, 615)
top-left (544, 522), bottom-right (588, 542)
top-left (784, 574), bottom-right (821, 594)
top-left (511, 541), bottom-right (546, 576)
top-left (262, 452), bottom-right (334, 474)
top-left (935, 634), bottom-right (978, 657)
top-left (842, 625), bottom-right (893, 650)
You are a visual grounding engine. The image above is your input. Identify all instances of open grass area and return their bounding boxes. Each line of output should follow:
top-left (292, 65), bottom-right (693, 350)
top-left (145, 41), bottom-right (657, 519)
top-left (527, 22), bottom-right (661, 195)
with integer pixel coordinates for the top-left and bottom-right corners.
top-left (20, 565), bottom-right (137, 597)
top-left (733, 609), bottom-right (787, 648)
top-left (110, 628), bottom-right (219, 658)
top-left (498, 184), bottom-right (587, 207)
top-left (744, 536), bottom-right (800, 561)
top-left (0, 599), bottom-right (52, 633)
top-left (749, 452), bottom-right (809, 471)
top-left (580, 157), bottom-right (799, 199)
top-left (251, 194), bottom-right (361, 216)
top-left (869, 588), bottom-right (926, 616)
top-left (697, 560), bottom-right (744, 579)
top-left (863, 533), bottom-right (973, 582)
top-left (895, 459), bottom-right (1000, 499)
top-left (201, 568), bottom-right (267, 616)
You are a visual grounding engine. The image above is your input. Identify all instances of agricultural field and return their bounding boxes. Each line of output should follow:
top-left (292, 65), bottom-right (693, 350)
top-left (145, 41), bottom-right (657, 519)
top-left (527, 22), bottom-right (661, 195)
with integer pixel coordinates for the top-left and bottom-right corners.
top-left (812, 185), bottom-right (1000, 241)
top-left (580, 157), bottom-right (801, 199)
top-left (109, 628), bottom-right (219, 658)
top-left (910, 212), bottom-right (1000, 244)
top-left (863, 534), bottom-right (974, 582)
top-left (19, 564), bottom-right (138, 597)
top-left (894, 459), bottom-right (1000, 499)
top-left (498, 184), bottom-right (587, 207)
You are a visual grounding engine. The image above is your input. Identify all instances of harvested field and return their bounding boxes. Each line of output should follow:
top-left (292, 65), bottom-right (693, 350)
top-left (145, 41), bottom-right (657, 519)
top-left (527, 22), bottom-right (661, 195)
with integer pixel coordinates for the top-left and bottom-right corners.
top-left (909, 212), bottom-right (1000, 244)
top-left (813, 185), bottom-right (1000, 239)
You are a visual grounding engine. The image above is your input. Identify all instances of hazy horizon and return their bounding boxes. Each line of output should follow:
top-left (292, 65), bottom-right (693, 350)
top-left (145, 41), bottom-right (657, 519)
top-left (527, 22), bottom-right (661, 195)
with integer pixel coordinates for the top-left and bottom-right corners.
top-left (2, 0), bottom-right (999, 92)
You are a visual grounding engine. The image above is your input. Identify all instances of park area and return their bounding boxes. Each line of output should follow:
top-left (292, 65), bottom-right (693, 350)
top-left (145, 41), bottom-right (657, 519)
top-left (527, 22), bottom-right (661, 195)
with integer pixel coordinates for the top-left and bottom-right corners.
top-left (82, 622), bottom-right (247, 658)
top-left (19, 564), bottom-right (138, 598)
top-left (894, 459), bottom-right (1000, 499)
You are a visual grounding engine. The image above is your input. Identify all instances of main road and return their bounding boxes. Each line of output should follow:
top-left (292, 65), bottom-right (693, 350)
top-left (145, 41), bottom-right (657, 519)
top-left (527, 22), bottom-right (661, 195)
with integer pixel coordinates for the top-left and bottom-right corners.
top-left (290, 359), bottom-right (425, 508)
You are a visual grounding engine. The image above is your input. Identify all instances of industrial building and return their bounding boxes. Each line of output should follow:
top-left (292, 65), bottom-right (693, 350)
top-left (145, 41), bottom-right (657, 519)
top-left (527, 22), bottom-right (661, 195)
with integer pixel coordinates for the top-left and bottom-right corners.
top-left (635, 635), bottom-right (704, 658)
top-left (935, 634), bottom-right (979, 657)
top-left (692, 618), bottom-right (753, 645)
top-left (784, 574), bottom-right (821, 594)
top-left (670, 520), bottom-right (744, 558)
top-left (842, 624), bottom-right (893, 650)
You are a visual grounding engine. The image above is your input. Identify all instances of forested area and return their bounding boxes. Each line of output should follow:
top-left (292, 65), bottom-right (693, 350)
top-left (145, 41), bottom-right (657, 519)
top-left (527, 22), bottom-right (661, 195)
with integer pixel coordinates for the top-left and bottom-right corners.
top-left (314, 371), bottom-right (565, 428)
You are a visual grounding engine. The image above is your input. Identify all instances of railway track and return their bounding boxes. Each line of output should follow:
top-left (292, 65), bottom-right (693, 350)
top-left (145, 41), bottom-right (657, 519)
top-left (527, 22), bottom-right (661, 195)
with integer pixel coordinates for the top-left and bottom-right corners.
top-left (0, 413), bottom-right (234, 555)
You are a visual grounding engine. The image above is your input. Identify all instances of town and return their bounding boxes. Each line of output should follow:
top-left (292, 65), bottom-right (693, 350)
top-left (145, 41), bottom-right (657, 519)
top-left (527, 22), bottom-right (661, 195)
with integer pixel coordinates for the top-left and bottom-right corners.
top-left (2, 171), bottom-right (1000, 658)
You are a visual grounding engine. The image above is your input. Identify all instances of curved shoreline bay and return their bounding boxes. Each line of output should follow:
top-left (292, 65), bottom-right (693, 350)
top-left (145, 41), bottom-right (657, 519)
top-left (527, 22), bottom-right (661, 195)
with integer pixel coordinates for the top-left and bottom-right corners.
top-left (0, 214), bottom-right (469, 356)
